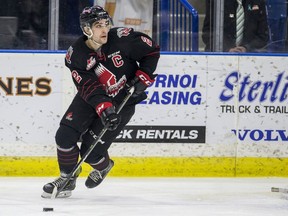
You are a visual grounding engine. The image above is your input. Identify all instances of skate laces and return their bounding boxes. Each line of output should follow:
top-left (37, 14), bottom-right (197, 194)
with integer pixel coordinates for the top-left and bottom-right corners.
top-left (51, 175), bottom-right (75, 188)
top-left (51, 177), bottom-right (66, 187)
top-left (50, 168), bottom-right (81, 188)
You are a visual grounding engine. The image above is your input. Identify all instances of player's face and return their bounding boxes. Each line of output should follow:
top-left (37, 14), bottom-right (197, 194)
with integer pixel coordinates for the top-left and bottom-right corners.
top-left (90, 19), bottom-right (111, 45)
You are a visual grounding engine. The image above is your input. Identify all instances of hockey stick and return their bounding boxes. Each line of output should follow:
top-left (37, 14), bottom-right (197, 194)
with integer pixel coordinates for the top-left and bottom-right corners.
top-left (52, 86), bottom-right (135, 198)
top-left (271, 187), bottom-right (288, 193)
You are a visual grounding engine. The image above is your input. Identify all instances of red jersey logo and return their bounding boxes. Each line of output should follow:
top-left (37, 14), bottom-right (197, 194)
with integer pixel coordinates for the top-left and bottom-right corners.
top-left (95, 63), bottom-right (126, 97)
top-left (65, 112), bottom-right (73, 121)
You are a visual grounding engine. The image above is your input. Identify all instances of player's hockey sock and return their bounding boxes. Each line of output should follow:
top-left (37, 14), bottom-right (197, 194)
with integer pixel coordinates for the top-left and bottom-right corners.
top-left (90, 154), bottom-right (110, 170)
top-left (57, 145), bottom-right (79, 174)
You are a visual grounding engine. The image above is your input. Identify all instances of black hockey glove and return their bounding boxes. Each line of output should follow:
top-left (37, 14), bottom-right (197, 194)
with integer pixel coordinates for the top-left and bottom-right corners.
top-left (100, 106), bottom-right (121, 131)
top-left (128, 70), bottom-right (155, 97)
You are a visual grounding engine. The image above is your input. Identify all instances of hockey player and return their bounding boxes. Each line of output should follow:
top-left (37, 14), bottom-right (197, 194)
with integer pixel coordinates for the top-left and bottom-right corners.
top-left (42, 5), bottom-right (160, 198)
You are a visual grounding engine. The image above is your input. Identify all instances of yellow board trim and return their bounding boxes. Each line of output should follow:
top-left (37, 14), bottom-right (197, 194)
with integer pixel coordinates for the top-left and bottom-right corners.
top-left (0, 156), bottom-right (287, 177)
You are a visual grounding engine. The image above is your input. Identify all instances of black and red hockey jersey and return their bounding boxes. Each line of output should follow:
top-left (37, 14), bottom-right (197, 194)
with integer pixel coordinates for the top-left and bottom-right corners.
top-left (64, 27), bottom-right (160, 113)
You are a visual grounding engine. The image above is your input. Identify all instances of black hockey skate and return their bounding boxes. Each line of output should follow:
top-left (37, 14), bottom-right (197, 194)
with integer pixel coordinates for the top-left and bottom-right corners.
top-left (85, 159), bottom-right (114, 188)
top-left (41, 167), bottom-right (82, 198)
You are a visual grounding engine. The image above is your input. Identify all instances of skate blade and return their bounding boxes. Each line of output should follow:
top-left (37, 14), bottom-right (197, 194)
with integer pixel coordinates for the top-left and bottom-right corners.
top-left (41, 191), bottom-right (72, 199)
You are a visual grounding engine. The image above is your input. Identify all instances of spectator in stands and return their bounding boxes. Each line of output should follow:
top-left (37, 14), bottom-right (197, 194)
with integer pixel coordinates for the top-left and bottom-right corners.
top-left (202, 0), bottom-right (269, 52)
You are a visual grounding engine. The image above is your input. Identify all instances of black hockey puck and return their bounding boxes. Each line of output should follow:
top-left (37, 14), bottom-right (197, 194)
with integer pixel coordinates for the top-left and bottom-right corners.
top-left (43, 207), bottom-right (54, 212)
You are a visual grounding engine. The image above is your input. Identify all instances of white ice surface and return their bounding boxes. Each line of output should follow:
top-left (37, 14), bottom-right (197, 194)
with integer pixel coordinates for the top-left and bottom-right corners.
top-left (0, 177), bottom-right (287, 216)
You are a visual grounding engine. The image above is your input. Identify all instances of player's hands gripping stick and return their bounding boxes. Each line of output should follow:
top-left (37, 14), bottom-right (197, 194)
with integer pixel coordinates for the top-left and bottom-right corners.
top-left (128, 70), bottom-right (155, 97)
top-left (100, 106), bottom-right (121, 131)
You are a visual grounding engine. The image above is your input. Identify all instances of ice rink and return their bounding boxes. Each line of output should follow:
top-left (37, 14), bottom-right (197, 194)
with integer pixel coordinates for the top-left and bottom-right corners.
top-left (0, 177), bottom-right (287, 216)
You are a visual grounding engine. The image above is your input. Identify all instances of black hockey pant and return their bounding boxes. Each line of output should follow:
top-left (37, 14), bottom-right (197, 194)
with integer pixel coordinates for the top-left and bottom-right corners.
top-left (55, 94), bottom-right (135, 173)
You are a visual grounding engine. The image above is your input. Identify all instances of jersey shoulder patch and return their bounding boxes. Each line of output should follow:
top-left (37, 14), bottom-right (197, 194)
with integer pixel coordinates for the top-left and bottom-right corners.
top-left (65, 46), bottom-right (73, 64)
top-left (65, 37), bottom-right (92, 70)
top-left (115, 27), bottom-right (133, 38)
top-left (141, 36), bottom-right (153, 47)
